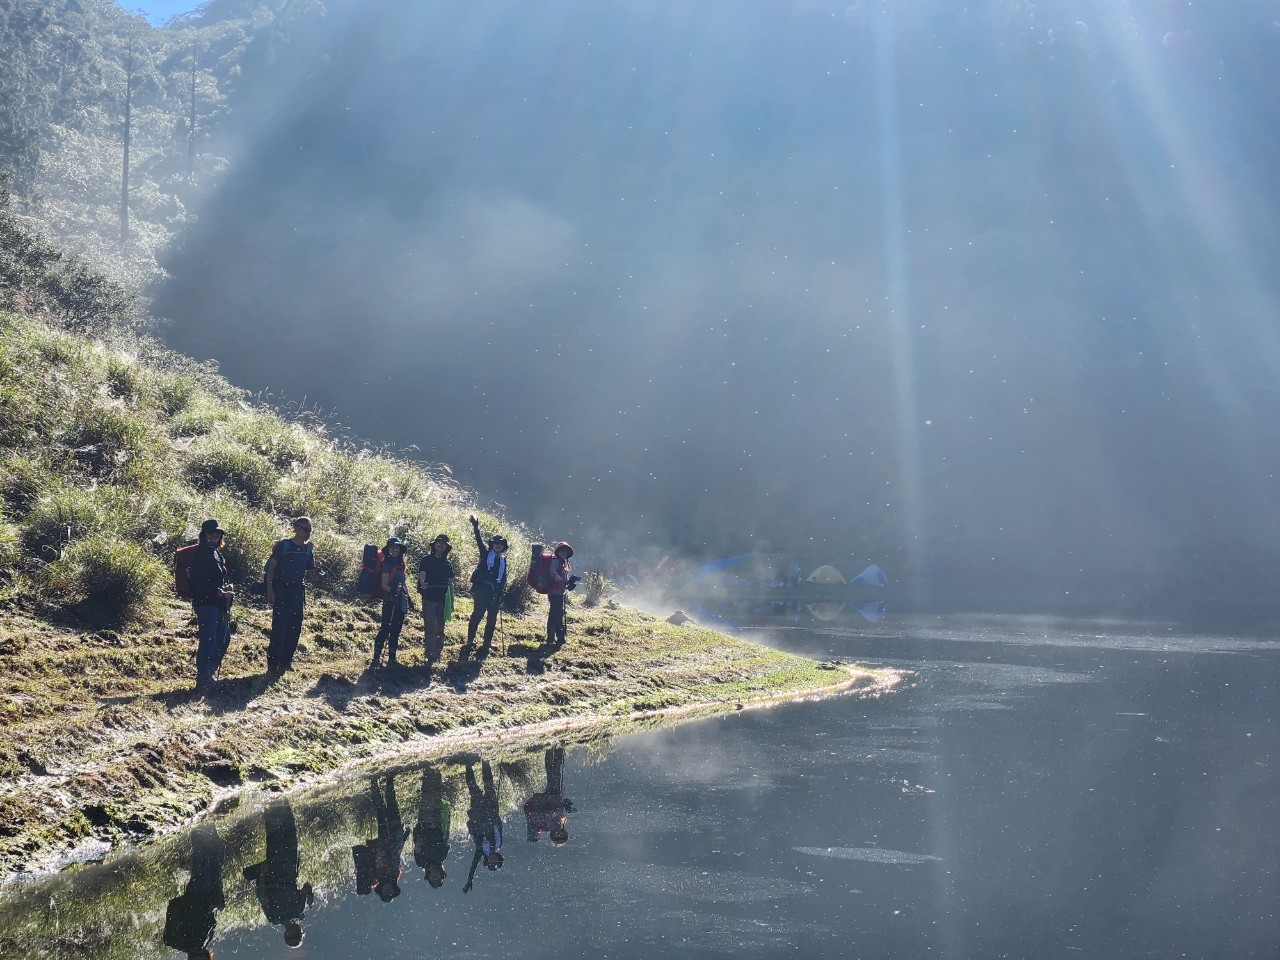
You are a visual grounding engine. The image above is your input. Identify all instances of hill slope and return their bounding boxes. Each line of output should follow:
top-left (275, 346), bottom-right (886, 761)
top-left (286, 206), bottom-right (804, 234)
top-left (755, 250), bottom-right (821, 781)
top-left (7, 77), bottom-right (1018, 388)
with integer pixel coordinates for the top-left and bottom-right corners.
top-left (0, 302), bottom-right (888, 878)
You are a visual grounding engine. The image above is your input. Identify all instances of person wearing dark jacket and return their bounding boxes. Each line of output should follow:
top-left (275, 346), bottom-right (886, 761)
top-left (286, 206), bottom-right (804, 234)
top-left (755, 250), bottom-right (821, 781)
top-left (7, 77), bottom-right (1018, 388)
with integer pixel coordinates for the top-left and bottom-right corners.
top-left (243, 799), bottom-right (314, 948)
top-left (417, 534), bottom-right (454, 667)
top-left (462, 760), bottom-right (503, 893)
top-left (163, 823), bottom-right (226, 960)
top-left (371, 537), bottom-right (409, 670)
top-left (413, 765), bottom-right (451, 888)
top-left (265, 517), bottom-right (317, 675)
top-left (190, 519), bottom-right (233, 691)
top-left (466, 515), bottom-right (509, 657)
top-left (546, 541), bottom-right (577, 649)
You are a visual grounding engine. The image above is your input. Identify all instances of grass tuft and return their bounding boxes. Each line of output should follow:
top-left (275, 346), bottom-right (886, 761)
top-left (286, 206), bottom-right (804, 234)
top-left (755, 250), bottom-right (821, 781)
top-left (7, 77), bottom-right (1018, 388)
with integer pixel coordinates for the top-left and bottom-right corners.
top-left (40, 535), bottom-right (164, 628)
top-left (185, 446), bottom-right (278, 507)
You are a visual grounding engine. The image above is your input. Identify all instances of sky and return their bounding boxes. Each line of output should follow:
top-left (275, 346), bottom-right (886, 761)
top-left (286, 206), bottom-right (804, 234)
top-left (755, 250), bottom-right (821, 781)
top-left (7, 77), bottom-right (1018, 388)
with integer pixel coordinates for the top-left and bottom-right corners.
top-left (153, 0), bottom-right (1280, 614)
top-left (123, 1), bottom-right (196, 27)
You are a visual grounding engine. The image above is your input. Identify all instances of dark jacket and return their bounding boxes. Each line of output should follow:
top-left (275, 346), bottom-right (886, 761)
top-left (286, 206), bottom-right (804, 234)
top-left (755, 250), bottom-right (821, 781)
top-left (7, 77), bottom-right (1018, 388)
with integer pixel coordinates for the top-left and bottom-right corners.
top-left (470, 527), bottom-right (508, 597)
top-left (417, 554), bottom-right (454, 603)
top-left (189, 543), bottom-right (227, 607)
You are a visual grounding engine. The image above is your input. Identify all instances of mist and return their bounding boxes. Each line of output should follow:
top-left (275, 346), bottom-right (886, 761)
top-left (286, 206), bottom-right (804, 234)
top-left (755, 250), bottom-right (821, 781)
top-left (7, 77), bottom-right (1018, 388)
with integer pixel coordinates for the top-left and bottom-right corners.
top-left (154, 0), bottom-right (1280, 615)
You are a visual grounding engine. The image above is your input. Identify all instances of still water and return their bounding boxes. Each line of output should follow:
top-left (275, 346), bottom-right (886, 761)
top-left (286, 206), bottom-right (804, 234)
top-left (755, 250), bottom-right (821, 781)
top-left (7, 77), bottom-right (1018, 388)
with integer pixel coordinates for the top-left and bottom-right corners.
top-left (2, 614), bottom-right (1277, 959)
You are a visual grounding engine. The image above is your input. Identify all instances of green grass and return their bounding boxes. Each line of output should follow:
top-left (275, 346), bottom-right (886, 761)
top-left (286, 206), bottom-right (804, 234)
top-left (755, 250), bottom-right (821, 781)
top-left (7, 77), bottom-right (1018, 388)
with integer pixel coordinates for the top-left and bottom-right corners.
top-left (0, 308), bottom-right (896, 882)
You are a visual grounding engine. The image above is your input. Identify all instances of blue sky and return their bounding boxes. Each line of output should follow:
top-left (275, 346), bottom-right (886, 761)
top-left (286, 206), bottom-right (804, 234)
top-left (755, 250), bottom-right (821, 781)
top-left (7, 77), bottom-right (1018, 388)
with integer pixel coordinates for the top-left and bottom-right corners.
top-left (124, 2), bottom-right (196, 26)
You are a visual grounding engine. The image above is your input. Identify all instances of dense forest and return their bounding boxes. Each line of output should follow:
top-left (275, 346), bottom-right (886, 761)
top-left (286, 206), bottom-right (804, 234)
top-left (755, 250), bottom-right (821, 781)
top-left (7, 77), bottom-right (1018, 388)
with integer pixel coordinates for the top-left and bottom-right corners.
top-left (0, 0), bottom-right (321, 288)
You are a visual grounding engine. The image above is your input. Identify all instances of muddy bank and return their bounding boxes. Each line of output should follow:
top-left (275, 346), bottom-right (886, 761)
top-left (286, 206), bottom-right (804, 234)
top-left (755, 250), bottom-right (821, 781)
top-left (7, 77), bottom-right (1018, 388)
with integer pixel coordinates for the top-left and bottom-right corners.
top-left (0, 593), bottom-right (897, 881)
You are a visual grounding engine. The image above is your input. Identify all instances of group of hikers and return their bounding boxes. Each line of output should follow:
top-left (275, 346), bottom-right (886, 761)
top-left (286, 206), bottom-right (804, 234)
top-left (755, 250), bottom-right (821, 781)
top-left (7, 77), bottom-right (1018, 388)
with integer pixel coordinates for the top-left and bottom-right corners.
top-left (164, 750), bottom-right (574, 956)
top-left (183, 513), bottom-right (579, 690)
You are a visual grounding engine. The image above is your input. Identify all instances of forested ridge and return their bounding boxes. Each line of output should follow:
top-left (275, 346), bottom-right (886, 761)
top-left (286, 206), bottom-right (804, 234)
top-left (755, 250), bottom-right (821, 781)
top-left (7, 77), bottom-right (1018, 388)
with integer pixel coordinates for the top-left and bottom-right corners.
top-left (0, 0), bottom-right (320, 288)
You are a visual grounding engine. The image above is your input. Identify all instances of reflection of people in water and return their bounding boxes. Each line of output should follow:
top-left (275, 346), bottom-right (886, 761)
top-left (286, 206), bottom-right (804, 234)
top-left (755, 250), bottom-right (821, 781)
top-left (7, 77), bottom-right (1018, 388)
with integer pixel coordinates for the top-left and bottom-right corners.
top-left (524, 746), bottom-right (575, 846)
top-left (413, 765), bottom-right (451, 888)
top-left (462, 760), bottom-right (503, 893)
top-left (163, 823), bottom-right (226, 960)
top-left (353, 774), bottom-right (410, 901)
top-left (243, 799), bottom-right (315, 948)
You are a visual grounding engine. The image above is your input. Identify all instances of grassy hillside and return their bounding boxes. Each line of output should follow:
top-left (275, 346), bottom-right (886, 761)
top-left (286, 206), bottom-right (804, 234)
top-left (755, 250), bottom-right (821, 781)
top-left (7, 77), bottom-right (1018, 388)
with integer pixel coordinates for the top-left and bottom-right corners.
top-left (0, 303), bottom-right (892, 878)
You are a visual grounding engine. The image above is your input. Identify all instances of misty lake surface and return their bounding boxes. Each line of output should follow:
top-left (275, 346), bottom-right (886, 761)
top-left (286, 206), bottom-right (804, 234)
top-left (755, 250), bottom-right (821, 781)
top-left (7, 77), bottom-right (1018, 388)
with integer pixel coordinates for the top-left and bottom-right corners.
top-left (5, 614), bottom-right (1278, 959)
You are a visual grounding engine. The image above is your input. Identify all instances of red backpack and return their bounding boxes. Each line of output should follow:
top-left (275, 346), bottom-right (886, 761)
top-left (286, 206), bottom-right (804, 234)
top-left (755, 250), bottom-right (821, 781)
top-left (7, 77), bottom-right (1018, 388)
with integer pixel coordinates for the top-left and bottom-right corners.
top-left (527, 547), bottom-right (554, 595)
top-left (174, 542), bottom-right (200, 600)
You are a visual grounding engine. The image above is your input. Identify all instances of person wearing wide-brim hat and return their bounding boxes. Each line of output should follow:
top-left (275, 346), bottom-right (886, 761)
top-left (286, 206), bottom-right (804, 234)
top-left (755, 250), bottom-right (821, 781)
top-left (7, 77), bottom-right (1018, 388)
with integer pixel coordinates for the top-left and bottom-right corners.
top-left (546, 541), bottom-right (577, 649)
top-left (190, 518), bottom-right (233, 691)
top-left (417, 533), bottom-right (454, 668)
top-left (371, 537), bottom-right (409, 669)
top-left (466, 515), bottom-right (510, 657)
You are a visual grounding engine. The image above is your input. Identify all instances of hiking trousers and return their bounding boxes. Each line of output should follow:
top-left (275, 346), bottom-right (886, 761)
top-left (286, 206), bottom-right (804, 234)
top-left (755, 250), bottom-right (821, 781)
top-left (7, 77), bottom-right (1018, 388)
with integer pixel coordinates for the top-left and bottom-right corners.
top-left (372, 597), bottom-right (406, 666)
top-left (422, 600), bottom-right (446, 661)
top-left (468, 589), bottom-right (500, 649)
top-left (547, 593), bottom-right (567, 646)
top-left (268, 583), bottom-right (306, 672)
top-left (195, 604), bottom-right (231, 685)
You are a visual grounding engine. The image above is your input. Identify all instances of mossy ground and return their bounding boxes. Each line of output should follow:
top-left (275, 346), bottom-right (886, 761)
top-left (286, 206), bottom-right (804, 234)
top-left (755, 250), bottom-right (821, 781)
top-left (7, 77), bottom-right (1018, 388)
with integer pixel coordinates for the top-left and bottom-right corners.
top-left (0, 580), bottom-right (891, 881)
top-left (0, 309), bottom-right (896, 880)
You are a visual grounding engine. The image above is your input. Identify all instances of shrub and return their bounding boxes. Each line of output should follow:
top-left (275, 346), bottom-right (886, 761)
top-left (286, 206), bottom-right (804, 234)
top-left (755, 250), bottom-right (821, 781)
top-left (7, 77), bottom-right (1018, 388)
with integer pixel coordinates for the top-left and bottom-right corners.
top-left (23, 486), bottom-right (115, 559)
top-left (582, 569), bottom-right (612, 607)
top-left (0, 509), bottom-right (19, 576)
top-left (41, 536), bottom-right (164, 628)
top-left (62, 401), bottom-right (165, 483)
top-left (276, 451), bottom-right (363, 530)
top-left (169, 402), bottom-right (228, 437)
top-left (186, 446), bottom-right (278, 507)
top-left (226, 410), bottom-right (310, 469)
top-left (206, 502), bottom-right (282, 587)
top-left (0, 454), bottom-right (53, 515)
top-left (153, 371), bottom-right (198, 417)
top-left (502, 575), bottom-right (534, 614)
top-left (102, 353), bottom-right (151, 406)
top-left (310, 528), bottom-right (358, 593)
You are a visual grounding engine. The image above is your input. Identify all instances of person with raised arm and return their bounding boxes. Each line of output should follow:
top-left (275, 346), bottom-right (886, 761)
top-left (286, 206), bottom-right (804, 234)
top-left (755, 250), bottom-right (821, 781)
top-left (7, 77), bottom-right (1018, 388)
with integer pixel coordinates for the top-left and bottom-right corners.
top-left (466, 515), bottom-right (509, 658)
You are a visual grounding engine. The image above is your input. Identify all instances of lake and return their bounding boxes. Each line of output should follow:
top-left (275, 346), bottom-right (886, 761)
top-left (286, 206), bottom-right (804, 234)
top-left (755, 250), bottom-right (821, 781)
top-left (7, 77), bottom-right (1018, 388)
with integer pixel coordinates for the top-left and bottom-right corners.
top-left (1, 613), bottom-right (1276, 959)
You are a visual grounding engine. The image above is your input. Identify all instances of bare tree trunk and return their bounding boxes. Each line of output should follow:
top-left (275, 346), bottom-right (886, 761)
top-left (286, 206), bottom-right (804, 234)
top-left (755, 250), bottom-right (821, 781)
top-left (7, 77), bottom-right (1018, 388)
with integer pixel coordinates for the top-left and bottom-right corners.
top-left (187, 50), bottom-right (197, 182)
top-left (120, 38), bottom-right (133, 255)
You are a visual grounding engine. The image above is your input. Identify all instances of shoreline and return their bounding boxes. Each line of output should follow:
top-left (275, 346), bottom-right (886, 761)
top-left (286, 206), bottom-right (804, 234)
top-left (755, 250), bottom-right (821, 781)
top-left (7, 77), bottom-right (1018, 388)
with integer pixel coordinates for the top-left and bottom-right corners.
top-left (0, 594), bottom-right (902, 882)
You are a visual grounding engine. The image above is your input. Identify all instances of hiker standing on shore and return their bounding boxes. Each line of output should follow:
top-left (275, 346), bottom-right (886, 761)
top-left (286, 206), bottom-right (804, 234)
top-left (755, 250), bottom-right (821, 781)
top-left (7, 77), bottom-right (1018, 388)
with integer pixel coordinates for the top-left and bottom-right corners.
top-left (466, 515), bottom-right (509, 658)
top-left (370, 537), bottom-right (409, 670)
top-left (418, 534), bottom-right (454, 668)
top-left (546, 541), bottom-right (577, 649)
top-left (190, 519), bottom-right (233, 691)
top-left (265, 517), bottom-right (316, 676)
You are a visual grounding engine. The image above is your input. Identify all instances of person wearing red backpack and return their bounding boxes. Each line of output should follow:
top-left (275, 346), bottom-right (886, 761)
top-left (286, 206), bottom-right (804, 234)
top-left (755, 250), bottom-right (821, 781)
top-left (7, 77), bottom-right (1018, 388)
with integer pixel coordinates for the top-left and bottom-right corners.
top-left (190, 519), bottom-right (234, 692)
top-left (546, 541), bottom-right (578, 649)
top-left (370, 537), bottom-right (409, 670)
